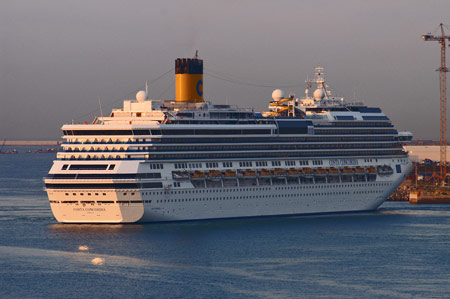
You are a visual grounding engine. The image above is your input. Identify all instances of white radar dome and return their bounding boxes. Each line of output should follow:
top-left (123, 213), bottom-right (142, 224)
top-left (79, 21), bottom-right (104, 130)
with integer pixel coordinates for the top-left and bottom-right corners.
top-left (313, 89), bottom-right (325, 101)
top-left (272, 89), bottom-right (284, 101)
top-left (136, 90), bottom-right (147, 102)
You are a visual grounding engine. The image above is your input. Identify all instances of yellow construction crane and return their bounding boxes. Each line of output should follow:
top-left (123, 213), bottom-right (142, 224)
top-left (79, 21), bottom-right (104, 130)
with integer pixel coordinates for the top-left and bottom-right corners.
top-left (422, 23), bottom-right (450, 182)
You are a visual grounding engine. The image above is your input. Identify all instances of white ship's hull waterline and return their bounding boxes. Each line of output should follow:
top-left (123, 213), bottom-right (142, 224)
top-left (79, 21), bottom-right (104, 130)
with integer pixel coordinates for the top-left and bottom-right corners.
top-left (46, 159), bottom-right (412, 223)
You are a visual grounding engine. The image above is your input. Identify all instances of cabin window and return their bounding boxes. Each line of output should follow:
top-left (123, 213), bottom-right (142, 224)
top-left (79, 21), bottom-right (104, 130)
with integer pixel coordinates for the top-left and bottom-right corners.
top-left (239, 161), bottom-right (252, 167)
top-left (69, 164), bottom-right (108, 170)
top-left (222, 162), bottom-right (232, 168)
top-left (188, 163), bottom-right (202, 168)
top-left (271, 161), bottom-right (281, 167)
top-left (150, 163), bottom-right (163, 169)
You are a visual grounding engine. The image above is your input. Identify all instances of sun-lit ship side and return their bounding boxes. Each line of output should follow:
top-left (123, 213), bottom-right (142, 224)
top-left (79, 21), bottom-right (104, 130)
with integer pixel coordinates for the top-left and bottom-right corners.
top-left (45, 58), bottom-right (413, 223)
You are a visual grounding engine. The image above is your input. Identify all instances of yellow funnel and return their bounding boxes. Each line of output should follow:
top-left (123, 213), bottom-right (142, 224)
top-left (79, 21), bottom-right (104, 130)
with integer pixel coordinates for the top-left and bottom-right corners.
top-left (175, 58), bottom-right (203, 103)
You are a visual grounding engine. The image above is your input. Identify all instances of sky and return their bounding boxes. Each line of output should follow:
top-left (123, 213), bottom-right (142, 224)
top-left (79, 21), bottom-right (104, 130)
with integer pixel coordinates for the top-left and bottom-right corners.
top-left (1, 0), bottom-right (449, 140)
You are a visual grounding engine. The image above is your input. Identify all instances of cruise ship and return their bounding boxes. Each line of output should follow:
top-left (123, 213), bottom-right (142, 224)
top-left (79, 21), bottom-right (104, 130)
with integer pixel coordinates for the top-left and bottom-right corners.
top-left (45, 57), bottom-right (413, 223)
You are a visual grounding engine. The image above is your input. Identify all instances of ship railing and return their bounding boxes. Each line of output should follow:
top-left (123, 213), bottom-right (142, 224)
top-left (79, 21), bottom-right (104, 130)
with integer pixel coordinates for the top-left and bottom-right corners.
top-left (62, 140), bottom-right (151, 145)
top-left (44, 178), bottom-right (137, 183)
top-left (56, 151), bottom-right (410, 161)
top-left (57, 157), bottom-right (147, 161)
top-left (182, 171), bottom-right (386, 188)
top-left (44, 176), bottom-right (171, 182)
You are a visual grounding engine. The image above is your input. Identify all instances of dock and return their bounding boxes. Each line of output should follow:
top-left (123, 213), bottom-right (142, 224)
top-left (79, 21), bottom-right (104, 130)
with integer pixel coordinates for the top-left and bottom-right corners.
top-left (409, 189), bottom-right (450, 204)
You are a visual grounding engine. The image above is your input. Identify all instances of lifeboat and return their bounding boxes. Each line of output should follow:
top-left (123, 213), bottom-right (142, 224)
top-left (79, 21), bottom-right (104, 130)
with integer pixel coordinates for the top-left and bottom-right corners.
top-left (377, 165), bottom-right (394, 175)
top-left (223, 169), bottom-right (237, 178)
top-left (191, 170), bottom-right (206, 179)
top-left (301, 168), bottom-right (314, 176)
top-left (366, 166), bottom-right (377, 174)
top-left (354, 166), bottom-right (365, 174)
top-left (314, 167), bottom-right (327, 176)
top-left (341, 167), bottom-right (354, 174)
top-left (172, 171), bottom-right (190, 179)
top-left (258, 169), bottom-right (273, 177)
top-left (287, 168), bottom-right (300, 176)
top-left (242, 169), bottom-right (257, 177)
top-left (208, 170), bottom-right (222, 180)
top-left (328, 167), bottom-right (340, 175)
top-left (273, 168), bottom-right (287, 177)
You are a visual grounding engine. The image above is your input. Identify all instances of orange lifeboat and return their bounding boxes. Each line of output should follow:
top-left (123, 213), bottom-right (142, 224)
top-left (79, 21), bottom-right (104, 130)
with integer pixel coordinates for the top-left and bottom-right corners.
top-left (223, 169), bottom-right (237, 178)
top-left (366, 166), bottom-right (377, 174)
top-left (354, 166), bottom-right (365, 174)
top-left (243, 169), bottom-right (257, 177)
top-left (314, 167), bottom-right (327, 175)
top-left (258, 169), bottom-right (273, 177)
top-left (341, 167), bottom-right (354, 174)
top-left (301, 168), bottom-right (314, 176)
top-left (328, 167), bottom-right (340, 175)
top-left (287, 168), bottom-right (300, 176)
top-left (191, 170), bottom-right (205, 179)
top-left (273, 168), bottom-right (287, 177)
top-left (208, 170), bottom-right (222, 180)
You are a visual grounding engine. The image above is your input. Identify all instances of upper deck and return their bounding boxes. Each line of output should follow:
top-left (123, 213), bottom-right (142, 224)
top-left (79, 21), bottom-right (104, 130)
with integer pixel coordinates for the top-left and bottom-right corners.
top-left (62, 66), bottom-right (398, 131)
top-left (57, 65), bottom-right (412, 163)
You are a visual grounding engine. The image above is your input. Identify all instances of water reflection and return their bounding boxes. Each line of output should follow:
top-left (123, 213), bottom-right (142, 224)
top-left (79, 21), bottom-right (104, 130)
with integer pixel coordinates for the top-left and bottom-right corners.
top-left (379, 208), bottom-right (450, 216)
top-left (0, 245), bottom-right (150, 268)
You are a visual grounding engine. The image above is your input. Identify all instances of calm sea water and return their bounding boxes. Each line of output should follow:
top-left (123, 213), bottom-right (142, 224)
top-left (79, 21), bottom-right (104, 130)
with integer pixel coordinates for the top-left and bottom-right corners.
top-left (1, 148), bottom-right (450, 298)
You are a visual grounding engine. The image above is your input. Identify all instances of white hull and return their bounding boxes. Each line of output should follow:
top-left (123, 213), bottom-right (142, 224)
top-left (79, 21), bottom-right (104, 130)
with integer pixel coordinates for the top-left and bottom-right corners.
top-left (47, 162), bottom-right (411, 223)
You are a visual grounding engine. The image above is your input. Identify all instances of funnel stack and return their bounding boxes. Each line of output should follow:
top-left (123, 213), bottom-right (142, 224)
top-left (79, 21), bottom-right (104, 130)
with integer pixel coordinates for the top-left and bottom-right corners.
top-left (175, 58), bottom-right (203, 103)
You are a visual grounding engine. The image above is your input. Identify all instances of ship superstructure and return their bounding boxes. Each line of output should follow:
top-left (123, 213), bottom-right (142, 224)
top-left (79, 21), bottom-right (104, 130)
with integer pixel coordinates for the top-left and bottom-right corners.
top-left (45, 58), bottom-right (413, 223)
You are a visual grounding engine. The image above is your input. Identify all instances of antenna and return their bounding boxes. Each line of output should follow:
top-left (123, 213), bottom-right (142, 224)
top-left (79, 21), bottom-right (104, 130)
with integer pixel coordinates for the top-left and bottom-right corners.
top-left (195, 50), bottom-right (199, 59)
top-left (145, 80), bottom-right (149, 95)
top-left (98, 95), bottom-right (104, 118)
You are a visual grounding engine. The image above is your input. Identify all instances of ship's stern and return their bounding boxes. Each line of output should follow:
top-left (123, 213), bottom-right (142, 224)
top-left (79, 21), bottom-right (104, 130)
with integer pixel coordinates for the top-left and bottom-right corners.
top-left (47, 189), bottom-right (144, 223)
